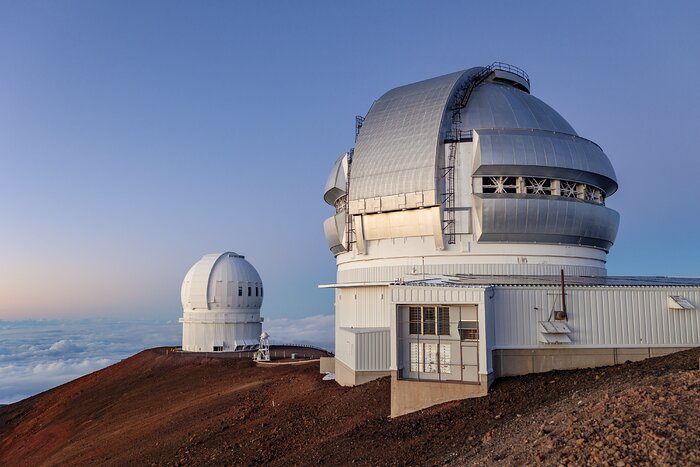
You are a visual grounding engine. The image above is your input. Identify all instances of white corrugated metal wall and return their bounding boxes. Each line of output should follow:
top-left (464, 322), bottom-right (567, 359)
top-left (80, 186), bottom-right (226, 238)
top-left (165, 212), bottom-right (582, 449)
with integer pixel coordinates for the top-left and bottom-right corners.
top-left (355, 329), bottom-right (391, 371)
top-left (335, 287), bottom-right (391, 370)
top-left (336, 287), bottom-right (390, 328)
top-left (492, 287), bottom-right (700, 348)
top-left (182, 319), bottom-right (262, 352)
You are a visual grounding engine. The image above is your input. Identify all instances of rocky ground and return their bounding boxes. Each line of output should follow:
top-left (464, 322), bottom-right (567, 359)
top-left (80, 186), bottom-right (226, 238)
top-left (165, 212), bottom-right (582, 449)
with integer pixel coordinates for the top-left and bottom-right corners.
top-left (1, 347), bottom-right (698, 466)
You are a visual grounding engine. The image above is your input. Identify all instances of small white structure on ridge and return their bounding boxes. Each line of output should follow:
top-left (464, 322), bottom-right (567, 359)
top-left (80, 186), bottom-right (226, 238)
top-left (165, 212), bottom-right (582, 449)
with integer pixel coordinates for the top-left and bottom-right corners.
top-left (254, 332), bottom-right (270, 362)
top-left (180, 252), bottom-right (263, 352)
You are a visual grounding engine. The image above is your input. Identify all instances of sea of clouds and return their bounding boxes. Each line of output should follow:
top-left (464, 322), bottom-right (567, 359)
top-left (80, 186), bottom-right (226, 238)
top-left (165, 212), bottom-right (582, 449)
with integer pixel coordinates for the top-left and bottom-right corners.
top-left (0, 315), bottom-right (334, 405)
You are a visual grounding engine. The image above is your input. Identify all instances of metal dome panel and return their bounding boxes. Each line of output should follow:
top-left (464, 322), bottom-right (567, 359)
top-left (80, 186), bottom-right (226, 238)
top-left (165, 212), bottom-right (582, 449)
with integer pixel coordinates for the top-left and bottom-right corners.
top-left (475, 195), bottom-right (620, 251)
top-left (349, 69), bottom-right (476, 201)
top-left (185, 253), bottom-right (222, 310)
top-left (181, 252), bottom-right (262, 311)
top-left (323, 213), bottom-right (347, 256)
top-left (473, 128), bottom-right (618, 194)
top-left (323, 153), bottom-right (348, 206)
top-left (463, 82), bottom-right (577, 135)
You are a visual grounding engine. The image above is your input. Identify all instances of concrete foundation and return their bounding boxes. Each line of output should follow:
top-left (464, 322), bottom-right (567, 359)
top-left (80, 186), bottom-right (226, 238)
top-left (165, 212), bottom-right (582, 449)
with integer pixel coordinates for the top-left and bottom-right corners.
top-left (319, 357), bottom-right (335, 374)
top-left (390, 370), bottom-right (490, 417)
top-left (334, 359), bottom-right (390, 387)
top-left (493, 347), bottom-right (693, 377)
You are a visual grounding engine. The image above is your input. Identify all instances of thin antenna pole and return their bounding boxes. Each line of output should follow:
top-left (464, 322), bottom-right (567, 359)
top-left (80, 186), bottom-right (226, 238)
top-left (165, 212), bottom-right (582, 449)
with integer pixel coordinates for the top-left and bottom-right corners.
top-left (560, 269), bottom-right (567, 319)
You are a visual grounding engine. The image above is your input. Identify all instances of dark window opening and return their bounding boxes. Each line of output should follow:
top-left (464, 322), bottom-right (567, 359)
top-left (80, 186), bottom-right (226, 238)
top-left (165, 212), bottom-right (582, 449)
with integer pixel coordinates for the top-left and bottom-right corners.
top-left (248, 287), bottom-right (251, 296)
top-left (238, 286), bottom-right (243, 297)
top-left (422, 307), bottom-right (436, 335)
top-left (482, 176), bottom-right (518, 194)
top-left (409, 306), bottom-right (421, 335)
top-left (458, 321), bottom-right (479, 341)
top-left (437, 307), bottom-right (450, 335)
top-left (526, 177), bottom-right (551, 195)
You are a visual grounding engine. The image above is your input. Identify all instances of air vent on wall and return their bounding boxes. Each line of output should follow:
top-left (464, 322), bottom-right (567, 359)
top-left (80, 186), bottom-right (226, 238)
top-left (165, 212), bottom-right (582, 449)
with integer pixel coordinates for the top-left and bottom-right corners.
top-left (538, 320), bottom-right (572, 344)
top-left (668, 296), bottom-right (695, 310)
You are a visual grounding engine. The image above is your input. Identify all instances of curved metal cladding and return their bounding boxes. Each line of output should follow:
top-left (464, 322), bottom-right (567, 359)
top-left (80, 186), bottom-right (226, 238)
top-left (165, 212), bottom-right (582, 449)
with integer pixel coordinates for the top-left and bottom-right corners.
top-left (207, 253), bottom-right (263, 309)
top-left (475, 195), bottom-right (620, 251)
top-left (332, 63), bottom-right (621, 254)
top-left (181, 252), bottom-right (263, 311)
top-left (349, 68), bottom-right (482, 201)
top-left (323, 153), bottom-right (348, 206)
top-left (462, 81), bottom-right (576, 134)
top-left (463, 79), bottom-right (620, 250)
top-left (181, 253), bottom-right (221, 310)
top-left (473, 129), bottom-right (618, 195)
top-left (323, 213), bottom-right (346, 255)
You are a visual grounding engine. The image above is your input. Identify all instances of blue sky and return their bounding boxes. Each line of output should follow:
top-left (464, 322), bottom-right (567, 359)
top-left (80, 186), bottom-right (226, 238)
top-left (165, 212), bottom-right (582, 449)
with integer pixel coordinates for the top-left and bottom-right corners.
top-left (1, 1), bottom-right (699, 321)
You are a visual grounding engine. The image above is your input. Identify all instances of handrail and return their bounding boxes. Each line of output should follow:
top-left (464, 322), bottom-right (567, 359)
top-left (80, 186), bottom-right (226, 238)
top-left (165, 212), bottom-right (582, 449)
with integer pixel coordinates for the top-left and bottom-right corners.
top-left (443, 127), bottom-right (605, 153)
top-left (444, 129), bottom-right (473, 141)
top-left (488, 62), bottom-right (530, 85)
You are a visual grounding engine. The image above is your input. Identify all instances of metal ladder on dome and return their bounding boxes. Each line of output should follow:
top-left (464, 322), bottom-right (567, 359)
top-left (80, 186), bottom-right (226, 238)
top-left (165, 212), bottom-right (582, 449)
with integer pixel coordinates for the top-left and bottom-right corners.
top-left (441, 65), bottom-right (494, 244)
top-left (344, 116), bottom-right (366, 252)
top-left (345, 148), bottom-right (354, 252)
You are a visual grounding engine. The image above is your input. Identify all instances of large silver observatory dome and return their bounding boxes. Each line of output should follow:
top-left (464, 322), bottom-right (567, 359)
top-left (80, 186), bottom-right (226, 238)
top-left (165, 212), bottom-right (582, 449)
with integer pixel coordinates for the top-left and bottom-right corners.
top-left (324, 63), bottom-right (619, 272)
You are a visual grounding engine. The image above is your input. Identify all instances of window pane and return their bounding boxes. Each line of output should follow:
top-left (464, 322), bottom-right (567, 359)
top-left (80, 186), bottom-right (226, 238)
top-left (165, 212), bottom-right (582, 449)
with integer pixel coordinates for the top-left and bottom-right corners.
top-left (410, 342), bottom-right (420, 372)
top-left (423, 307), bottom-right (436, 335)
top-left (437, 307), bottom-right (450, 335)
top-left (439, 344), bottom-right (451, 374)
top-left (458, 321), bottom-right (479, 340)
top-left (409, 306), bottom-right (421, 335)
top-left (423, 343), bottom-right (438, 373)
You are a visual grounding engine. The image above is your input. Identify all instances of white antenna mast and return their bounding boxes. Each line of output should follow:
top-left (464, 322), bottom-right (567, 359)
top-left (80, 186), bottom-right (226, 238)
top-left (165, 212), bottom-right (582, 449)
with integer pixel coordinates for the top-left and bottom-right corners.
top-left (253, 332), bottom-right (270, 362)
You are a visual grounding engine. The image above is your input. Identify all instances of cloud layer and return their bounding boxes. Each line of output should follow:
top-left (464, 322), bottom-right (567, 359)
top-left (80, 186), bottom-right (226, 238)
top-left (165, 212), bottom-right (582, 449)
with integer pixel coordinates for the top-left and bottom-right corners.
top-left (0, 316), bottom-right (334, 405)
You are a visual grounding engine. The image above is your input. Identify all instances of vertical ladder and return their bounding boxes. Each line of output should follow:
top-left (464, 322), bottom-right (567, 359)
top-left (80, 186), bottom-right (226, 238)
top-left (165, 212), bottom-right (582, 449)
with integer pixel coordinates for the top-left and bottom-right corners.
top-left (442, 66), bottom-right (494, 244)
top-left (345, 149), bottom-right (354, 252)
top-left (442, 127), bottom-right (459, 244)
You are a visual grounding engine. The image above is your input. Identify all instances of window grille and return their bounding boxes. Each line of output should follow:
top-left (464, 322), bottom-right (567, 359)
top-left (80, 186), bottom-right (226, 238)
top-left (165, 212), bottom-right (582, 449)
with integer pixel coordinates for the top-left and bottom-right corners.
top-left (422, 307), bottom-right (436, 335)
top-left (482, 176), bottom-right (518, 194)
top-left (439, 344), bottom-right (451, 374)
top-left (480, 176), bottom-right (605, 205)
top-left (526, 177), bottom-right (551, 194)
top-left (437, 306), bottom-right (450, 335)
top-left (560, 181), bottom-right (579, 198)
top-left (409, 306), bottom-right (421, 335)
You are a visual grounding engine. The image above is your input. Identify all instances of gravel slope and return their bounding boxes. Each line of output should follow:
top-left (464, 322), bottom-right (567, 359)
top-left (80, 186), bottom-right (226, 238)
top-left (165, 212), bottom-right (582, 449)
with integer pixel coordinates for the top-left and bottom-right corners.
top-left (1, 347), bottom-right (698, 466)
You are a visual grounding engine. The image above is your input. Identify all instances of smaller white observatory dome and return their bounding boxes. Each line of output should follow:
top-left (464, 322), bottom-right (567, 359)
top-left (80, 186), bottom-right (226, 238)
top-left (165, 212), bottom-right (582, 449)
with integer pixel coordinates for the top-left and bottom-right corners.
top-left (180, 252), bottom-right (264, 352)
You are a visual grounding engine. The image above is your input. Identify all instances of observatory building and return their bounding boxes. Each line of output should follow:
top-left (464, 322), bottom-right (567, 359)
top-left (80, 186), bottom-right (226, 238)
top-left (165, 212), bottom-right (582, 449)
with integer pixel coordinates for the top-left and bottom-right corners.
top-left (180, 252), bottom-right (263, 352)
top-left (321, 63), bottom-right (700, 416)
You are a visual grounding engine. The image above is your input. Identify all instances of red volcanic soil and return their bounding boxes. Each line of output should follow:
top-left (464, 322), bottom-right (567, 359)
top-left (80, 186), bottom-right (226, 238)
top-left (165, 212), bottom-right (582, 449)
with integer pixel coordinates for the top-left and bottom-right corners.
top-left (1, 347), bottom-right (699, 466)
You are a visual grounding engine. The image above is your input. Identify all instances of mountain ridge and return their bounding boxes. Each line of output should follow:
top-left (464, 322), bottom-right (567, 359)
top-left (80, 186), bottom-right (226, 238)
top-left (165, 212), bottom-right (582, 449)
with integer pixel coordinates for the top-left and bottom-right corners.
top-left (1, 347), bottom-right (698, 465)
